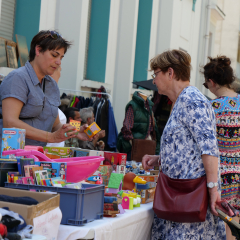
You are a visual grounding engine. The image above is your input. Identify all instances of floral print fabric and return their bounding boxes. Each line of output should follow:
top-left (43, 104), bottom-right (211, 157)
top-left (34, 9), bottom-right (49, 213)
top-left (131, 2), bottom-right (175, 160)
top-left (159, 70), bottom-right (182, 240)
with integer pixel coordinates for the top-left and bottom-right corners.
top-left (152, 86), bottom-right (226, 240)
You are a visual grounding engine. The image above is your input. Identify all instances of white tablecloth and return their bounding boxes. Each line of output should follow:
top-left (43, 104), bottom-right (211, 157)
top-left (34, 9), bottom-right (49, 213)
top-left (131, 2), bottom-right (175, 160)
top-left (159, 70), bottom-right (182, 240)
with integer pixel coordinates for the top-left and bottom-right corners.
top-left (58, 202), bottom-right (154, 240)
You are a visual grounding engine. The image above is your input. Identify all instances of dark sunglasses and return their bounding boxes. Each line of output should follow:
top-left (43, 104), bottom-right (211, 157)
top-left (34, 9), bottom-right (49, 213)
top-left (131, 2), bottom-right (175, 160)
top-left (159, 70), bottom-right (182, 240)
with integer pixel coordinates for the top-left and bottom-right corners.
top-left (203, 82), bottom-right (209, 89)
top-left (40, 31), bottom-right (62, 41)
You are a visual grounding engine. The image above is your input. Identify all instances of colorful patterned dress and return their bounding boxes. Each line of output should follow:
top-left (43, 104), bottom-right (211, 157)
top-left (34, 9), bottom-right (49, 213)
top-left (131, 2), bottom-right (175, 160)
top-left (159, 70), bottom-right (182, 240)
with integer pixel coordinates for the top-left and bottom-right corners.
top-left (211, 95), bottom-right (240, 209)
top-left (152, 86), bottom-right (226, 240)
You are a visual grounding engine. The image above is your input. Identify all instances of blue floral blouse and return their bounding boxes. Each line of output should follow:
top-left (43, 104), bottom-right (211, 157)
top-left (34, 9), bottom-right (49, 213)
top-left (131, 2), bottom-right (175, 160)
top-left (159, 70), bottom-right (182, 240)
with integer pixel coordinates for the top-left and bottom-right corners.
top-left (152, 86), bottom-right (226, 240)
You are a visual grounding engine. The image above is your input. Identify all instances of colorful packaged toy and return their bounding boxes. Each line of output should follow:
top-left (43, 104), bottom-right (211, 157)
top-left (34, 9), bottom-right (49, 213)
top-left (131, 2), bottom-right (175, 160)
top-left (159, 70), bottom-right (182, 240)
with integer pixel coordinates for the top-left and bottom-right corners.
top-left (1, 128), bottom-right (26, 159)
top-left (84, 122), bottom-right (101, 138)
top-left (70, 120), bottom-right (81, 131)
top-left (35, 162), bottom-right (67, 179)
top-left (43, 147), bottom-right (72, 158)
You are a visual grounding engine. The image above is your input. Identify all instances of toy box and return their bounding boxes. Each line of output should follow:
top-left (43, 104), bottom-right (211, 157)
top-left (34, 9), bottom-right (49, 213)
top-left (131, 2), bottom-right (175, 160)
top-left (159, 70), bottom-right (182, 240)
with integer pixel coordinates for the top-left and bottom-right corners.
top-left (18, 158), bottom-right (35, 175)
top-left (35, 162), bottom-right (67, 180)
top-left (103, 152), bottom-right (127, 167)
top-left (136, 174), bottom-right (158, 183)
top-left (94, 165), bottom-right (113, 186)
top-left (116, 165), bottom-right (126, 175)
top-left (84, 122), bottom-right (101, 138)
top-left (137, 187), bottom-right (156, 204)
top-left (43, 147), bottom-right (72, 158)
top-left (1, 128), bottom-right (26, 159)
top-left (24, 165), bottom-right (39, 177)
top-left (74, 149), bottom-right (104, 163)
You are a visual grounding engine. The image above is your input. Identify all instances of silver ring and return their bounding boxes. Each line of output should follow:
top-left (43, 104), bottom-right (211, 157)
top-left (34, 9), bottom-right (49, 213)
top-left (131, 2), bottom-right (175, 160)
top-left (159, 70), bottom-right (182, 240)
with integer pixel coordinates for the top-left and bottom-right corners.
top-left (64, 132), bottom-right (68, 137)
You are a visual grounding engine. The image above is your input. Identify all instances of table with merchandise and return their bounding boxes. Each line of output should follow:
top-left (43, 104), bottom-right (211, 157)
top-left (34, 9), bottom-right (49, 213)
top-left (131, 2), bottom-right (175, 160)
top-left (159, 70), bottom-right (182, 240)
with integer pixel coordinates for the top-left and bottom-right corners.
top-left (58, 202), bottom-right (154, 240)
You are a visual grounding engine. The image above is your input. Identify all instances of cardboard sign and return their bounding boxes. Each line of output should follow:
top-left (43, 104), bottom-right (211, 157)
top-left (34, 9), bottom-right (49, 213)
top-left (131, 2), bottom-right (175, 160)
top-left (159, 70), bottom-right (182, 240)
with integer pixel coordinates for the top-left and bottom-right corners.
top-left (33, 207), bottom-right (62, 240)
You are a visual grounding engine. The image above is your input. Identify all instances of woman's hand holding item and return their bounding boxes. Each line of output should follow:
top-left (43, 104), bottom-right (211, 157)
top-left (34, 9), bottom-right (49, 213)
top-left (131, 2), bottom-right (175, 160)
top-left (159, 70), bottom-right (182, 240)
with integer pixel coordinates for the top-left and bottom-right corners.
top-left (77, 124), bottom-right (91, 141)
top-left (209, 188), bottom-right (221, 216)
top-left (142, 154), bottom-right (159, 171)
top-left (202, 154), bottom-right (219, 216)
top-left (49, 124), bottom-right (78, 143)
top-left (97, 130), bottom-right (105, 139)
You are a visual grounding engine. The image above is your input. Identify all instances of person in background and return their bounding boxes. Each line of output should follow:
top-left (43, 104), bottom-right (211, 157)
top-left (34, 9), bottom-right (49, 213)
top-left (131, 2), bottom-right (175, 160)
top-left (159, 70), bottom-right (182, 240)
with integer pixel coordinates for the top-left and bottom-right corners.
top-left (203, 56), bottom-right (239, 240)
top-left (117, 91), bottom-right (160, 161)
top-left (64, 107), bottom-right (82, 148)
top-left (142, 49), bottom-right (225, 239)
top-left (0, 30), bottom-right (88, 150)
top-left (63, 107), bottom-right (81, 123)
top-left (47, 66), bottom-right (66, 147)
top-left (79, 107), bottom-right (105, 150)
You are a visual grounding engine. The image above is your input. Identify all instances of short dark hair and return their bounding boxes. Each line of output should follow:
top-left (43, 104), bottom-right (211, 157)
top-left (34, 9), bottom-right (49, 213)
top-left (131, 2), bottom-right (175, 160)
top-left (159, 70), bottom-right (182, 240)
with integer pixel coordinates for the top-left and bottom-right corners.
top-left (150, 49), bottom-right (192, 81)
top-left (63, 107), bottom-right (79, 123)
top-left (203, 56), bottom-right (235, 88)
top-left (29, 30), bottom-right (72, 62)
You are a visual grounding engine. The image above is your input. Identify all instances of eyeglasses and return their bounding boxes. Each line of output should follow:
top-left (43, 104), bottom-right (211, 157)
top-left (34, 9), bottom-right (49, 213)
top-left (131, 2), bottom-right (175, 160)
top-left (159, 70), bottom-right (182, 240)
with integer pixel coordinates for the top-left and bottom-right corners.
top-left (151, 70), bottom-right (161, 79)
top-left (203, 82), bottom-right (209, 89)
top-left (40, 31), bottom-right (62, 41)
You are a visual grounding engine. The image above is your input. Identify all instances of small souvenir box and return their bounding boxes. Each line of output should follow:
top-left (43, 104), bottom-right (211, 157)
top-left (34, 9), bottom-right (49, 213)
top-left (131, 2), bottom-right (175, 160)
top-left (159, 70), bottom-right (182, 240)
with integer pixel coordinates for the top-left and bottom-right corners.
top-left (84, 122), bottom-right (101, 138)
top-left (1, 128), bottom-right (26, 159)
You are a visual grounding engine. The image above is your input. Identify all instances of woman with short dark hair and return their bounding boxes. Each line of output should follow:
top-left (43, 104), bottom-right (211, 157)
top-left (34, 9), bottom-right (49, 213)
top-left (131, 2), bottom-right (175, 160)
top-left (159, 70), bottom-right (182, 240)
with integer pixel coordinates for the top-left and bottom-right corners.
top-left (143, 49), bottom-right (225, 239)
top-left (203, 56), bottom-right (238, 240)
top-left (0, 30), bottom-right (88, 149)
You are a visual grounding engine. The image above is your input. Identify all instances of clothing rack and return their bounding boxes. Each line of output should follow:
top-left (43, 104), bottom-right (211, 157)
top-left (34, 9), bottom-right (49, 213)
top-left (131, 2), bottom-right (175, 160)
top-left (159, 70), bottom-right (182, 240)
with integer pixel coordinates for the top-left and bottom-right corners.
top-left (59, 88), bottom-right (112, 102)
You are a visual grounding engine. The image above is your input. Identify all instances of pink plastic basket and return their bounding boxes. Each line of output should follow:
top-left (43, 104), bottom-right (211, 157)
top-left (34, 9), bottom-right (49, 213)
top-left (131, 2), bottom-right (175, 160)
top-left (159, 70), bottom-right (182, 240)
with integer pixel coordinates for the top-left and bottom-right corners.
top-left (2, 150), bottom-right (104, 183)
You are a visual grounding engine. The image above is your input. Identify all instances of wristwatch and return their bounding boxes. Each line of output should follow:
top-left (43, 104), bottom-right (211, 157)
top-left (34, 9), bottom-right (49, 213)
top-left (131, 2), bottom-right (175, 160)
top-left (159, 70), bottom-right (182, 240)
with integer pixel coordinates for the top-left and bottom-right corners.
top-left (207, 182), bottom-right (218, 188)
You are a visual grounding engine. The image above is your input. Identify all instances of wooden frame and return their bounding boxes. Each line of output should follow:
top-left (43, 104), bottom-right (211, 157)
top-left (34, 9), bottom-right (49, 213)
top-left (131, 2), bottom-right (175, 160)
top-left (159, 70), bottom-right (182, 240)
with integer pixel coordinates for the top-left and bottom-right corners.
top-left (6, 40), bottom-right (18, 68)
top-left (0, 37), bottom-right (8, 67)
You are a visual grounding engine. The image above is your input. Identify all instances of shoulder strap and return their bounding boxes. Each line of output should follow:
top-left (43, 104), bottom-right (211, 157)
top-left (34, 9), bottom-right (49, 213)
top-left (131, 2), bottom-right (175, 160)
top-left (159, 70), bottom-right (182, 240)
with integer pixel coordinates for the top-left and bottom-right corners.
top-left (152, 111), bottom-right (156, 141)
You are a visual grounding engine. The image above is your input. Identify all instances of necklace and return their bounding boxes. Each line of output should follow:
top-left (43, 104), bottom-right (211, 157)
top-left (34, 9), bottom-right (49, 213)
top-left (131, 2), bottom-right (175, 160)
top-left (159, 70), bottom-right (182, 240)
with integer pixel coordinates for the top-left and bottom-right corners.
top-left (170, 85), bottom-right (190, 114)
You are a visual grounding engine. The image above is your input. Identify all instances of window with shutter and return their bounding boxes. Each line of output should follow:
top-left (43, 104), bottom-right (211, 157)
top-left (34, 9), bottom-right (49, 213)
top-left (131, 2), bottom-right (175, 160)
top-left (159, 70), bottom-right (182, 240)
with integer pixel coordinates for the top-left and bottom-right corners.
top-left (0, 0), bottom-right (16, 40)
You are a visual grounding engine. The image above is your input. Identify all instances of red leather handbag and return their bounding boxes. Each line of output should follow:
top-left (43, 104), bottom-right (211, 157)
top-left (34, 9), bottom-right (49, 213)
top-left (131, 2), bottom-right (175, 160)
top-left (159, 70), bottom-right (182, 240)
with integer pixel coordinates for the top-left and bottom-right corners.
top-left (153, 171), bottom-right (208, 223)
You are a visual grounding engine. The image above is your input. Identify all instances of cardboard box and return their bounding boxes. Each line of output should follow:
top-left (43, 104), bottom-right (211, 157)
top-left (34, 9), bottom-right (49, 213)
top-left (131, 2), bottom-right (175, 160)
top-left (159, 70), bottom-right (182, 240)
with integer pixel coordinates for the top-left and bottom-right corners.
top-left (103, 152), bottom-right (127, 166)
top-left (1, 128), bottom-right (26, 159)
top-left (0, 187), bottom-right (59, 225)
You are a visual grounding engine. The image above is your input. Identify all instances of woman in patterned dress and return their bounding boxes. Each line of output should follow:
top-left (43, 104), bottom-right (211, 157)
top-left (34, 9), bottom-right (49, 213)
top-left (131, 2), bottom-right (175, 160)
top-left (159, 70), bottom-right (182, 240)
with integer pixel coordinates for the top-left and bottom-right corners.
top-left (142, 50), bottom-right (226, 240)
top-left (203, 56), bottom-right (239, 240)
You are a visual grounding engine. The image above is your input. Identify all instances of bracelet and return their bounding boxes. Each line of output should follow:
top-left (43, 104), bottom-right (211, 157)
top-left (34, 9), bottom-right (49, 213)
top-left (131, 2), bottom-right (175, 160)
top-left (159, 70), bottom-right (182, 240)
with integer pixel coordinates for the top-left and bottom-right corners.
top-left (46, 131), bottom-right (48, 143)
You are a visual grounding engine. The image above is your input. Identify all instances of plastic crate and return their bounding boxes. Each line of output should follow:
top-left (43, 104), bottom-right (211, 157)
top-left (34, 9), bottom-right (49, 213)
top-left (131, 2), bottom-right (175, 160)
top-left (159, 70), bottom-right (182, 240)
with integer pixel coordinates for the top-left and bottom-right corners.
top-left (0, 161), bottom-right (18, 187)
top-left (5, 182), bottom-right (104, 226)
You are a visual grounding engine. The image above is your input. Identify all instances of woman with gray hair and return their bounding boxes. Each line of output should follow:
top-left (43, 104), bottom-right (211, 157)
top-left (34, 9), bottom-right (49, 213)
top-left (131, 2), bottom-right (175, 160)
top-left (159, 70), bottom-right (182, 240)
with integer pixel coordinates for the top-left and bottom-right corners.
top-left (79, 107), bottom-right (105, 150)
top-left (80, 107), bottom-right (95, 125)
top-left (142, 49), bottom-right (225, 239)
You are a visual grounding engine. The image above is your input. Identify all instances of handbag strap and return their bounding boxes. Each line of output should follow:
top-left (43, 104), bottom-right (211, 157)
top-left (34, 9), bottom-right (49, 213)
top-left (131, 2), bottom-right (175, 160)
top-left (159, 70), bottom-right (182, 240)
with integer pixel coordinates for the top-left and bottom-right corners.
top-left (151, 110), bottom-right (156, 141)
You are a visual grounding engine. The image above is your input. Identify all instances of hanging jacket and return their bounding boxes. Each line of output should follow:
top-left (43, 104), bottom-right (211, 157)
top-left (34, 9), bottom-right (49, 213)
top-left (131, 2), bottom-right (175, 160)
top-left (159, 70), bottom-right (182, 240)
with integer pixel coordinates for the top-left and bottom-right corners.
top-left (117, 91), bottom-right (160, 154)
top-left (107, 100), bottom-right (118, 151)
